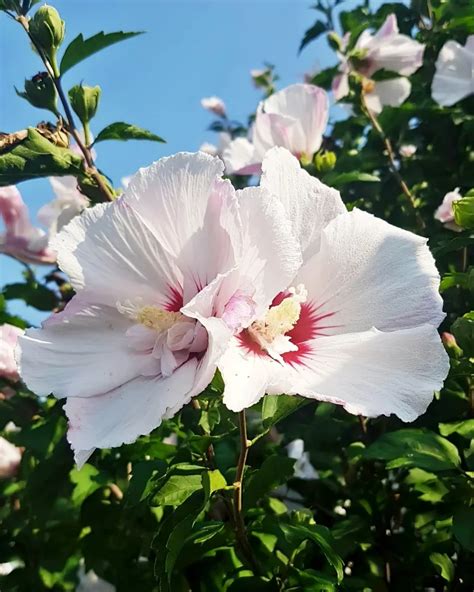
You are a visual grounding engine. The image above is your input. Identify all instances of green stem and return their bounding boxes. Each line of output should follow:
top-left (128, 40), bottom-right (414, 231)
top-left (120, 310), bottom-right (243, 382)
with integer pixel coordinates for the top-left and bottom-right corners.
top-left (233, 410), bottom-right (259, 573)
top-left (361, 92), bottom-right (425, 233)
top-left (16, 15), bottom-right (114, 202)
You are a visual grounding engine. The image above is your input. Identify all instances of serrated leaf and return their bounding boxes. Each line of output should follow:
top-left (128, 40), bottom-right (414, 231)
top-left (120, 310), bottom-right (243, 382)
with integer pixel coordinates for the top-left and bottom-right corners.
top-left (439, 419), bottom-right (474, 439)
top-left (453, 507), bottom-right (474, 551)
top-left (430, 552), bottom-right (454, 582)
top-left (152, 473), bottom-right (203, 507)
top-left (60, 31), bottom-right (143, 75)
top-left (279, 523), bottom-right (344, 583)
top-left (452, 312), bottom-right (474, 357)
top-left (322, 171), bottom-right (380, 187)
top-left (93, 122), bottom-right (165, 144)
top-left (262, 394), bottom-right (310, 429)
top-left (0, 128), bottom-right (83, 185)
top-left (299, 20), bottom-right (326, 53)
top-left (245, 455), bottom-right (295, 508)
top-left (364, 429), bottom-right (461, 472)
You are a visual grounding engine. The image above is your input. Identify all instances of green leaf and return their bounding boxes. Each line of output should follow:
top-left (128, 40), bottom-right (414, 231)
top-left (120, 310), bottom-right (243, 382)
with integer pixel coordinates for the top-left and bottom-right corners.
top-left (299, 20), bottom-right (326, 53)
top-left (262, 394), bottom-right (310, 430)
top-left (430, 552), bottom-right (454, 582)
top-left (279, 523), bottom-right (344, 583)
top-left (245, 455), bottom-right (295, 508)
top-left (453, 507), bottom-right (474, 551)
top-left (439, 419), bottom-right (474, 439)
top-left (322, 171), bottom-right (380, 187)
top-left (124, 460), bottom-right (166, 507)
top-left (364, 429), bottom-right (461, 472)
top-left (70, 464), bottom-right (108, 505)
top-left (405, 469), bottom-right (449, 503)
top-left (0, 128), bottom-right (83, 185)
top-left (453, 195), bottom-right (474, 229)
top-left (60, 31), bottom-right (143, 75)
top-left (452, 312), bottom-right (474, 357)
top-left (152, 473), bottom-right (203, 507)
top-left (3, 282), bottom-right (59, 311)
top-left (93, 122), bottom-right (165, 144)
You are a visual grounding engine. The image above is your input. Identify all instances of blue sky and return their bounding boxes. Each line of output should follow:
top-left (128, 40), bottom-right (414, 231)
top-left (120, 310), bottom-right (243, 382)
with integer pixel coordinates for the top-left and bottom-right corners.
top-left (1, 0), bottom-right (342, 324)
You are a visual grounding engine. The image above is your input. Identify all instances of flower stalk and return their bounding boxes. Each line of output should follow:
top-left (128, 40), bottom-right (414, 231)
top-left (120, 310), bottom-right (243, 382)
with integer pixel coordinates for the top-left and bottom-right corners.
top-left (233, 410), bottom-right (259, 573)
top-left (15, 14), bottom-right (115, 202)
top-left (361, 92), bottom-right (425, 232)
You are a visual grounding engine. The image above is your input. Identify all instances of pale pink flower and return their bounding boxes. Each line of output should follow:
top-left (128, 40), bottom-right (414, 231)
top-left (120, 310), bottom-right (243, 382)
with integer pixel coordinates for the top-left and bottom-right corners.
top-left (0, 185), bottom-right (55, 265)
top-left (38, 177), bottom-right (89, 236)
top-left (399, 144), bottom-right (417, 158)
top-left (201, 96), bottom-right (226, 117)
top-left (432, 35), bottom-right (474, 106)
top-left (0, 324), bottom-right (24, 382)
top-left (0, 437), bottom-right (21, 479)
top-left (18, 152), bottom-right (301, 466)
top-left (219, 148), bottom-right (449, 421)
top-left (333, 14), bottom-right (424, 112)
top-left (223, 84), bottom-right (328, 175)
top-left (434, 188), bottom-right (462, 231)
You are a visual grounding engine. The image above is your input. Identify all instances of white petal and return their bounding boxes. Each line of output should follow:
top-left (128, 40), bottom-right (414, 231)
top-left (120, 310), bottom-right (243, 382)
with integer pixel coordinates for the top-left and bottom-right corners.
top-left (223, 137), bottom-right (260, 175)
top-left (235, 186), bottom-right (303, 313)
top-left (124, 152), bottom-right (239, 302)
top-left (261, 148), bottom-right (345, 261)
top-left (332, 72), bottom-right (350, 101)
top-left (272, 325), bottom-right (449, 422)
top-left (17, 299), bottom-right (144, 398)
top-left (297, 209), bottom-right (445, 333)
top-left (52, 199), bottom-right (182, 307)
top-left (365, 78), bottom-right (411, 114)
top-left (220, 338), bottom-right (275, 412)
top-left (432, 38), bottom-right (474, 106)
top-left (65, 359), bottom-right (198, 465)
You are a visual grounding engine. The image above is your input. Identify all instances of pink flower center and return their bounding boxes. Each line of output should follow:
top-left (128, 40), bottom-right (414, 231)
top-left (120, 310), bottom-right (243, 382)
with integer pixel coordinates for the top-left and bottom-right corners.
top-left (238, 286), bottom-right (338, 366)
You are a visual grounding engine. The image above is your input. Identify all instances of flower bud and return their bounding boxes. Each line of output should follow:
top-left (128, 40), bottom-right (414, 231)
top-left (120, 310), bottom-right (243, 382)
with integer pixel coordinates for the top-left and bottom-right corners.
top-left (327, 31), bottom-right (343, 52)
top-left (68, 84), bottom-right (101, 126)
top-left (29, 5), bottom-right (65, 67)
top-left (17, 71), bottom-right (58, 114)
top-left (442, 332), bottom-right (462, 357)
top-left (314, 150), bottom-right (337, 173)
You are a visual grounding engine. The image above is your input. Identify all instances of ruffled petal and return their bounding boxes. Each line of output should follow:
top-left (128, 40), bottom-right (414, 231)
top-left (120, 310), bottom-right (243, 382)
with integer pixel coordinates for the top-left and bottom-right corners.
top-left (261, 148), bottom-right (345, 261)
top-left (17, 299), bottom-right (144, 398)
top-left (267, 325), bottom-right (449, 422)
top-left (296, 209), bottom-right (445, 333)
top-left (65, 359), bottom-right (198, 467)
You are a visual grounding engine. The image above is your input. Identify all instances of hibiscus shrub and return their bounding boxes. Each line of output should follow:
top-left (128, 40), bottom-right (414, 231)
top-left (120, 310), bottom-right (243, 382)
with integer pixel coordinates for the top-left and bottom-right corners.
top-left (0, 1), bottom-right (473, 591)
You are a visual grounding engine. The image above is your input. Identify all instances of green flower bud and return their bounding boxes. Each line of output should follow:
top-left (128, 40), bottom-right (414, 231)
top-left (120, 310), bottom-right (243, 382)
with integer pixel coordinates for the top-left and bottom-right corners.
top-left (29, 5), bottom-right (64, 70)
top-left (327, 31), bottom-right (343, 52)
top-left (314, 150), bottom-right (337, 173)
top-left (68, 84), bottom-right (101, 126)
top-left (16, 71), bottom-right (58, 114)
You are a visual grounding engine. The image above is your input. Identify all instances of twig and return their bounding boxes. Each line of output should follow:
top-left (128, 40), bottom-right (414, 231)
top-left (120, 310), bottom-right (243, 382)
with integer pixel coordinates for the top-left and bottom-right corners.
top-left (361, 92), bottom-right (425, 232)
top-left (16, 15), bottom-right (115, 202)
top-left (233, 410), bottom-right (260, 573)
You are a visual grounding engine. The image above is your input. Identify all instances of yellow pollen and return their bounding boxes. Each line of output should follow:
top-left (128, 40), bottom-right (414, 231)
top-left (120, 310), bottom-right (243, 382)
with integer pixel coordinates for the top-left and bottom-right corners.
top-left (136, 306), bottom-right (182, 332)
top-left (248, 285), bottom-right (307, 345)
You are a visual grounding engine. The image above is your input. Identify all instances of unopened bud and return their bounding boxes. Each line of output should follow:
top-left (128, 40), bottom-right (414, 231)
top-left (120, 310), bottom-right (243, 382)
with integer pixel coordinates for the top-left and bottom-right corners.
top-left (441, 332), bottom-right (462, 357)
top-left (314, 150), bottom-right (337, 173)
top-left (29, 5), bottom-right (64, 70)
top-left (17, 71), bottom-right (58, 114)
top-left (68, 84), bottom-right (101, 126)
top-left (327, 31), bottom-right (343, 51)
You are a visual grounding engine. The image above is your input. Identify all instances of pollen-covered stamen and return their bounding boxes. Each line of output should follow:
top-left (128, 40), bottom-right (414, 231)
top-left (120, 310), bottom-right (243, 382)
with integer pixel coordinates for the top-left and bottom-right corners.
top-left (136, 306), bottom-right (183, 332)
top-left (247, 285), bottom-right (307, 362)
